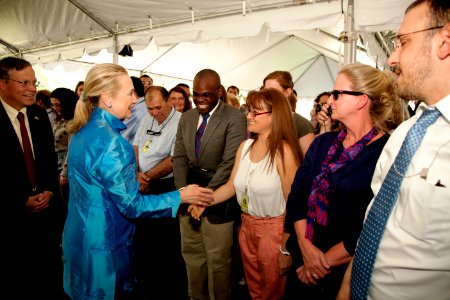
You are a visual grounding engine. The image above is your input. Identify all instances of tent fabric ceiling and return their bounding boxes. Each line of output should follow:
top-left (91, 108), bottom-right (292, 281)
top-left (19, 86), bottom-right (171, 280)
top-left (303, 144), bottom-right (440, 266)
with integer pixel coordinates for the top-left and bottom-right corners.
top-left (1, 0), bottom-right (413, 59)
top-left (0, 0), bottom-right (414, 96)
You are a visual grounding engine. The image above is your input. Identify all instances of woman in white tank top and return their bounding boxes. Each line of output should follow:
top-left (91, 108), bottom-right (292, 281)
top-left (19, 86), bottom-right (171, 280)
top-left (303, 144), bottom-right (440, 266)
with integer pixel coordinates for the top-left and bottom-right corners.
top-left (189, 88), bottom-right (301, 300)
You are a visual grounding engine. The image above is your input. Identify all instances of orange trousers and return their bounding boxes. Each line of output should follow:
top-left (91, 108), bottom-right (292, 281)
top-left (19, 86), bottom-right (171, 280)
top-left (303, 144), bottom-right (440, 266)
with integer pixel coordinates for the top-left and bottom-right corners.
top-left (239, 213), bottom-right (286, 300)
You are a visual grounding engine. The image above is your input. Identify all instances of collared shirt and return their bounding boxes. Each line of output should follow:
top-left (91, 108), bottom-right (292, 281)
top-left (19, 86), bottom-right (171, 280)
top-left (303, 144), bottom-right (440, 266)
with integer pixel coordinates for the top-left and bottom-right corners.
top-left (1, 96), bottom-right (35, 155)
top-left (133, 107), bottom-right (181, 177)
top-left (367, 95), bottom-right (450, 299)
top-left (196, 101), bottom-right (219, 129)
top-left (47, 108), bottom-right (56, 130)
top-left (121, 96), bottom-right (147, 143)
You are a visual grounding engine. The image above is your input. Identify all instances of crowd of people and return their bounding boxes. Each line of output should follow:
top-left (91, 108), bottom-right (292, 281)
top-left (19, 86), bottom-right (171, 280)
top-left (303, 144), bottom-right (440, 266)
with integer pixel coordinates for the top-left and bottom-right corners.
top-left (1, 1), bottom-right (448, 299)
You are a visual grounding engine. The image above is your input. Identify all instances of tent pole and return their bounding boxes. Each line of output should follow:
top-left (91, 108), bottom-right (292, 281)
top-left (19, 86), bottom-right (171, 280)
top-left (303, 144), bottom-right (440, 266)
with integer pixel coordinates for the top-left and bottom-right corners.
top-left (344, 0), bottom-right (356, 64)
top-left (113, 35), bottom-right (118, 64)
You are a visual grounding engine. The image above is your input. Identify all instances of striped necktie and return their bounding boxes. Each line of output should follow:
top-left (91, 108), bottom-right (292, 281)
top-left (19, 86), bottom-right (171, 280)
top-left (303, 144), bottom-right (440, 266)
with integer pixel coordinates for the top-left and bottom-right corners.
top-left (195, 113), bottom-right (210, 159)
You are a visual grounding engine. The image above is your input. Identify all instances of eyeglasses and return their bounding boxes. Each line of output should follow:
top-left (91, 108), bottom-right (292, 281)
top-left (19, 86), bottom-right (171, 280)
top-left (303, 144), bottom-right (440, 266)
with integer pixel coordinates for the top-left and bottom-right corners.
top-left (330, 90), bottom-right (367, 101)
top-left (193, 91), bottom-right (216, 100)
top-left (246, 110), bottom-right (272, 117)
top-left (7, 79), bottom-right (40, 88)
top-left (170, 97), bottom-right (185, 103)
top-left (391, 25), bottom-right (443, 49)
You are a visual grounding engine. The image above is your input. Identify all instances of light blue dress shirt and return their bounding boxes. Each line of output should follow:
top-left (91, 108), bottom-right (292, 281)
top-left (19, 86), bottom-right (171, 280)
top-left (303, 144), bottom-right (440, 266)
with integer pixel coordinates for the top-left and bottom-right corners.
top-left (133, 107), bottom-right (181, 176)
top-left (120, 96), bottom-right (147, 143)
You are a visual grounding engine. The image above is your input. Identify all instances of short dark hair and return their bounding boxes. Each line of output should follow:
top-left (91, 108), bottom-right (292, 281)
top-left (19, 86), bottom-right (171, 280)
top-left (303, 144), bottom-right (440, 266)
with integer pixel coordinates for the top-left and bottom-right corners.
top-left (176, 83), bottom-right (190, 89)
top-left (0, 57), bottom-right (32, 80)
top-left (50, 87), bottom-right (79, 120)
top-left (407, 0), bottom-right (449, 27)
top-left (314, 91), bottom-right (331, 103)
top-left (36, 90), bottom-right (51, 108)
top-left (75, 81), bottom-right (84, 92)
top-left (131, 76), bottom-right (145, 97)
top-left (194, 69), bottom-right (221, 90)
top-left (227, 85), bottom-right (240, 94)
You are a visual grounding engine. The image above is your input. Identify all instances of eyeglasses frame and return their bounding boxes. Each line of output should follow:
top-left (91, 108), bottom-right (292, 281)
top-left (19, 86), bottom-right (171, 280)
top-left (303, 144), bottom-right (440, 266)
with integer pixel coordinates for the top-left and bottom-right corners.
top-left (391, 25), bottom-right (443, 49)
top-left (6, 79), bottom-right (40, 88)
top-left (246, 110), bottom-right (272, 117)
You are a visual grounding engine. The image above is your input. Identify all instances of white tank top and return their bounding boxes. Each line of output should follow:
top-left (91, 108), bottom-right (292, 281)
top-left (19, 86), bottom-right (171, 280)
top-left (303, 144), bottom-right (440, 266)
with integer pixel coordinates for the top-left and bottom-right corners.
top-left (233, 139), bottom-right (285, 217)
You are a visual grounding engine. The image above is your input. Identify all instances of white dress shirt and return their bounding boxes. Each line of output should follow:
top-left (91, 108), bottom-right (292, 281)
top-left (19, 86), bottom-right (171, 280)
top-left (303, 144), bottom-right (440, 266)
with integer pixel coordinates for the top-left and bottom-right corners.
top-left (366, 95), bottom-right (450, 299)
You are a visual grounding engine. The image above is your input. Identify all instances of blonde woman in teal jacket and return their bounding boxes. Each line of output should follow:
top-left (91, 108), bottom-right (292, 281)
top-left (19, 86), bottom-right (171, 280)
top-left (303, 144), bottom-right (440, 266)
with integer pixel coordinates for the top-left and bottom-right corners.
top-left (63, 63), bottom-right (213, 300)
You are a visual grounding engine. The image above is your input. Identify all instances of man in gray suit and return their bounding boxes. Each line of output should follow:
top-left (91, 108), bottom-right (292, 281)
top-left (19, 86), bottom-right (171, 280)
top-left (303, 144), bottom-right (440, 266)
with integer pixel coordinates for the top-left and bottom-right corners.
top-left (173, 69), bottom-right (247, 300)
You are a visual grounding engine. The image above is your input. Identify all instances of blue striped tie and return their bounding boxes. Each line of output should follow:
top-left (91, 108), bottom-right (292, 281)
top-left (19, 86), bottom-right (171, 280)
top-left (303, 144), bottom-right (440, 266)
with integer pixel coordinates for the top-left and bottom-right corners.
top-left (351, 108), bottom-right (441, 299)
top-left (195, 113), bottom-right (210, 159)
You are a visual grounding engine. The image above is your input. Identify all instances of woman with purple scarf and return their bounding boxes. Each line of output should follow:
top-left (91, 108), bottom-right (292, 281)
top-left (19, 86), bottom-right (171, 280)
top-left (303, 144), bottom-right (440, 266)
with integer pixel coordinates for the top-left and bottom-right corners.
top-left (282, 63), bottom-right (409, 299)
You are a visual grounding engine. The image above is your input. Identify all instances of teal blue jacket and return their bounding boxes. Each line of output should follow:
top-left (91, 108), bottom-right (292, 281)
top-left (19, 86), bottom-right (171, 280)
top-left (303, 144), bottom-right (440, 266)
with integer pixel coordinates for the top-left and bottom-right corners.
top-left (63, 107), bottom-right (181, 300)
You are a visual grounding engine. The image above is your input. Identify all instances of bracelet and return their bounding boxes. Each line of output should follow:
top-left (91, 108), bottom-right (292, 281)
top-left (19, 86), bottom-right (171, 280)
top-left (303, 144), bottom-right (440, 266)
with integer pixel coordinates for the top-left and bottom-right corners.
top-left (279, 246), bottom-right (291, 256)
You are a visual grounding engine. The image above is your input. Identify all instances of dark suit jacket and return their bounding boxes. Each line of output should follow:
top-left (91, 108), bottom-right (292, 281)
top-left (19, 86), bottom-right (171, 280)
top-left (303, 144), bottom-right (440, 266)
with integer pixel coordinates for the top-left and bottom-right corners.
top-left (173, 101), bottom-right (247, 223)
top-left (0, 102), bottom-right (64, 298)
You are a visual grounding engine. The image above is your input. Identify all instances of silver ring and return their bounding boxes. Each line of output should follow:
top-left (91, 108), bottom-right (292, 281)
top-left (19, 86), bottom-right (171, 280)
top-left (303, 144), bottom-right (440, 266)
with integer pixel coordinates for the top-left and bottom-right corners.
top-left (312, 274), bottom-right (318, 278)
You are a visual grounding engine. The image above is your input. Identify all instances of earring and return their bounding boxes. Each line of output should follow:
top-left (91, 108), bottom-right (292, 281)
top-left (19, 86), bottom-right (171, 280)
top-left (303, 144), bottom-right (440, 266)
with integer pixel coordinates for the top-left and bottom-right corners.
top-left (107, 103), bottom-right (112, 108)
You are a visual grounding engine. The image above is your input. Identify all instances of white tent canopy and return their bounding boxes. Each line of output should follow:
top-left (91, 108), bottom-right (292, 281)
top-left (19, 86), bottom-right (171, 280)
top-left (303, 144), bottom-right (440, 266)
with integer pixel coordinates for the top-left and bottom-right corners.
top-left (0, 0), bottom-right (413, 97)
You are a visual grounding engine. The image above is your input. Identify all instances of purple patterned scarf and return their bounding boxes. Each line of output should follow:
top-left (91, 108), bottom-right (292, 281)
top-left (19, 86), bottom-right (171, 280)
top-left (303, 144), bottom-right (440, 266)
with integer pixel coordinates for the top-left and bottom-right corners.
top-left (305, 127), bottom-right (378, 241)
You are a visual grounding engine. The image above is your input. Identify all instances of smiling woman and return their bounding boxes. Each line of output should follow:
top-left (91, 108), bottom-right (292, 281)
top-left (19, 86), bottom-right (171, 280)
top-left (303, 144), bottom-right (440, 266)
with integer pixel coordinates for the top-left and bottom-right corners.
top-left (62, 63), bottom-right (214, 300)
top-left (283, 63), bottom-right (408, 300)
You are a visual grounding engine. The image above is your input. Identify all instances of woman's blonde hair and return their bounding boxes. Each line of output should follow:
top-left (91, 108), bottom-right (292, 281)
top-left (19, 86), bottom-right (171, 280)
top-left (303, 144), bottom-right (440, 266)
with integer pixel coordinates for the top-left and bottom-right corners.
top-left (246, 88), bottom-right (302, 172)
top-left (68, 64), bottom-right (128, 134)
top-left (339, 63), bottom-right (409, 133)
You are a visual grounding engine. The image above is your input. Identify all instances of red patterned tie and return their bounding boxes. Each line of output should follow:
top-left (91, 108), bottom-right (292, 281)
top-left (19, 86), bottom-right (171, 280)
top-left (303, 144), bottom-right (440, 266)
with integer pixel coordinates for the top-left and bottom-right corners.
top-left (195, 113), bottom-right (210, 160)
top-left (17, 112), bottom-right (36, 188)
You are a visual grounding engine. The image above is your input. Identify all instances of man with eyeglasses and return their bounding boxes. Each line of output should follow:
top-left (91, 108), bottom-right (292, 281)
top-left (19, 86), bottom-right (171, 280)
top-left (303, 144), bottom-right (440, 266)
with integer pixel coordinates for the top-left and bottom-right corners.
top-left (173, 69), bottom-right (247, 300)
top-left (0, 57), bottom-right (66, 298)
top-left (337, 1), bottom-right (450, 299)
top-left (131, 85), bottom-right (185, 299)
top-left (140, 74), bottom-right (153, 94)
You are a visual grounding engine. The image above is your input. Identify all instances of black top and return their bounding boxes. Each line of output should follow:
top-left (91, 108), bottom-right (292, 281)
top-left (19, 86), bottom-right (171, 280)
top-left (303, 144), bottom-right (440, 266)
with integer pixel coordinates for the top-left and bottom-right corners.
top-left (285, 130), bottom-right (389, 256)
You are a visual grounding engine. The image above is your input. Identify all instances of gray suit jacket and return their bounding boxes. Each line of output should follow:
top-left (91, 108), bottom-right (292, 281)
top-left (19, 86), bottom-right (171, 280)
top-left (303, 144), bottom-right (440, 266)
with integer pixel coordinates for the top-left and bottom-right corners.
top-left (173, 101), bottom-right (247, 222)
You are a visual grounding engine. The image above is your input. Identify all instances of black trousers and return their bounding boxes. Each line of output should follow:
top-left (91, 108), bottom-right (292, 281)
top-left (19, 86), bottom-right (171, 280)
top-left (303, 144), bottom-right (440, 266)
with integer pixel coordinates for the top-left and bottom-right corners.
top-left (133, 177), bottom-right (188, 300)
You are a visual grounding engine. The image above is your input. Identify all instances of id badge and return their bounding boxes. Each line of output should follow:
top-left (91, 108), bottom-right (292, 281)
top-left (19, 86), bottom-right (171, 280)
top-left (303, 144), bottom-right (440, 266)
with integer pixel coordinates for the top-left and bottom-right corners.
top-left (142, 140), bottom-right (152, 153)
top-left (241, 193), bottom-right (249, 214)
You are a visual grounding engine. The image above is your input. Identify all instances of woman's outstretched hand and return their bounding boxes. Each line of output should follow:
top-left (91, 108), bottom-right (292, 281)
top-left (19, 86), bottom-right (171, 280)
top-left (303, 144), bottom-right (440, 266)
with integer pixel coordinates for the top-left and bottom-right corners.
top-left (180, 184), bottom-right (214, 207)
top-left (188, 204), bottom-right (206, 220)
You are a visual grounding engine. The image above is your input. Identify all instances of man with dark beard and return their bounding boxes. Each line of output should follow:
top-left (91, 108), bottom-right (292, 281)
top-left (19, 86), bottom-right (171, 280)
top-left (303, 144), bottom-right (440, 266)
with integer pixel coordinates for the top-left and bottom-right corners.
top-left (338, 1), bottom-right (450, 299)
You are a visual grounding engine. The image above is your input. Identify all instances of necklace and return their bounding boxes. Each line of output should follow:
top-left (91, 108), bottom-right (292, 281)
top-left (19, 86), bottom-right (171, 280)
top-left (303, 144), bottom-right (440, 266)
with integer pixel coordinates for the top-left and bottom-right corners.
top-left (393, 139), bottom-right (450, 178)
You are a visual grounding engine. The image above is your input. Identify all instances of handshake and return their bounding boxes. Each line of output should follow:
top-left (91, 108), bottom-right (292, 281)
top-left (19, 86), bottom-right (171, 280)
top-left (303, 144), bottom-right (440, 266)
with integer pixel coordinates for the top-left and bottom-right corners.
top-left (188, 205), bottom-right (205, 220)
top-left (179, 184), bottom-right (213, 220)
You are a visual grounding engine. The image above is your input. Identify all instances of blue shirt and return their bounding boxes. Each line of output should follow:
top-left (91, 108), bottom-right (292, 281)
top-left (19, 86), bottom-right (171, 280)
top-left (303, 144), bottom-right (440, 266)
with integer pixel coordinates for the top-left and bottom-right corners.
top-left (133, 107), bottom-right (181, 177)
top-left (120, 96), bottom-right (147, 143)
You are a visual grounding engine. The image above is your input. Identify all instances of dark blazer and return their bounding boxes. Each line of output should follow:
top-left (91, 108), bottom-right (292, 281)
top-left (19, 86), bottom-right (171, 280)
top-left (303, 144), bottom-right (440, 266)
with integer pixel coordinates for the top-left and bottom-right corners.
top-left (0, 102), bottom-right (64, 298)
top-left (173, 101), bottom-right (247, 223)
